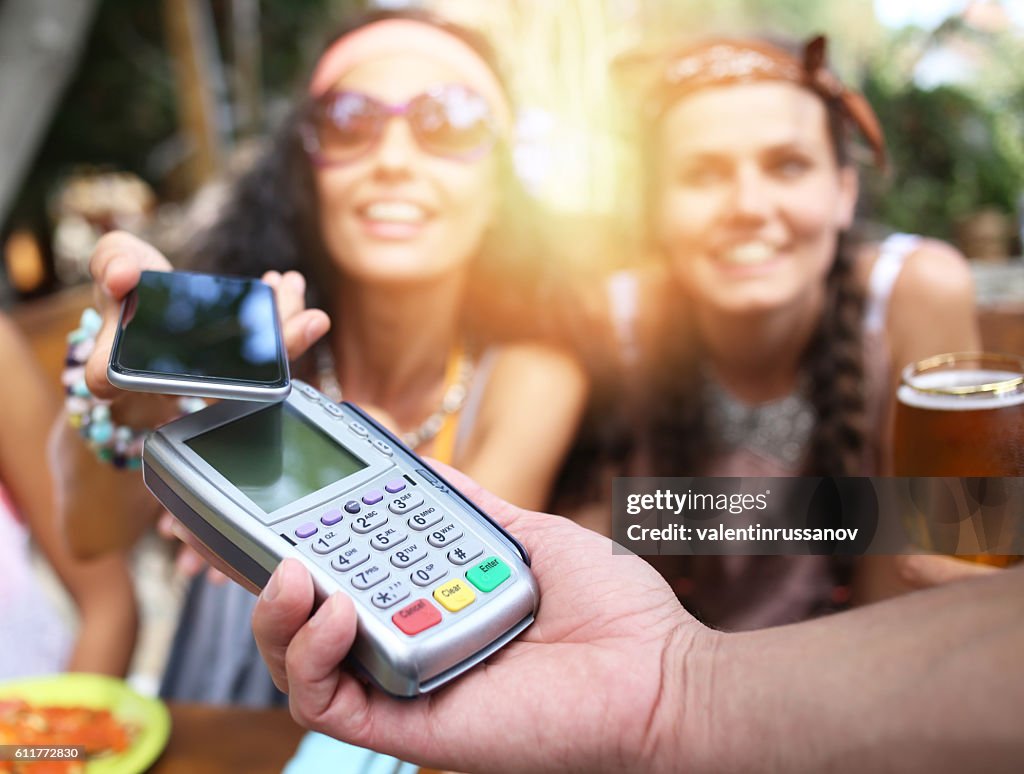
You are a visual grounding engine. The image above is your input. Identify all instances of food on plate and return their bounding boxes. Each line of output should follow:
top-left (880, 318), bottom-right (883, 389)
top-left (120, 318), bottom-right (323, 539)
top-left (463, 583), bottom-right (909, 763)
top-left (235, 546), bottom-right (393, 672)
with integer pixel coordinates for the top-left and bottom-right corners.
top-left (0, 699), bottom-right (133, 773)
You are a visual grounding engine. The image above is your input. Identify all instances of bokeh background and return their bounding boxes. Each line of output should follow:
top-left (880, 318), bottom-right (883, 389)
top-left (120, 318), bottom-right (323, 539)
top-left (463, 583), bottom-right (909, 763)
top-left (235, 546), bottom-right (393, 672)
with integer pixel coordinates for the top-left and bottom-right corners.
top-left (3, 0), bottom-right (1024, 305)
top-left (1, 0), bottom-right (1022, 694)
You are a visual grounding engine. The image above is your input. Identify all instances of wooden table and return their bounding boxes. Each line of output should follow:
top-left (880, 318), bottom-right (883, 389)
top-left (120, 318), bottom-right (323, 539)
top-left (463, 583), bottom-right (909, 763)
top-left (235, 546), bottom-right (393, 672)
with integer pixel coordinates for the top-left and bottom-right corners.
top-left (150, 703), bottom-right (306, 774)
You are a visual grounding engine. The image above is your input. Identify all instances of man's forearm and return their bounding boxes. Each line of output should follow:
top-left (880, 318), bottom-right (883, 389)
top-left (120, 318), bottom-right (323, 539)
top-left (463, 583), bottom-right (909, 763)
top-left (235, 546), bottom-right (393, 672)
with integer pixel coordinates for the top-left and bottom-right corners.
top-left (697, 567), bottom-right (1024, 772)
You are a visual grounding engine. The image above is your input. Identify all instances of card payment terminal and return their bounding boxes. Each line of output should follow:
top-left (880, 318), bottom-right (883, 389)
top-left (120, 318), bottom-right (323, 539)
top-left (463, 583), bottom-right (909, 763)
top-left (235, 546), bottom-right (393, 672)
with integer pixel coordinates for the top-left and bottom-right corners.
top-left (142, 380), bottom-right (539, 697)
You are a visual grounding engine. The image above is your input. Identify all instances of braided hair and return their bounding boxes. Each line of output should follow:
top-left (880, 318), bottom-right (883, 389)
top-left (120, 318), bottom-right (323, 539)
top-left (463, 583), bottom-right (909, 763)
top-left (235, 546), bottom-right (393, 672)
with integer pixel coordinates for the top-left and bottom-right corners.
top-left (803, 234), bottom-right (866, 475)
top-left (638, 43), bottom-right (868, 478)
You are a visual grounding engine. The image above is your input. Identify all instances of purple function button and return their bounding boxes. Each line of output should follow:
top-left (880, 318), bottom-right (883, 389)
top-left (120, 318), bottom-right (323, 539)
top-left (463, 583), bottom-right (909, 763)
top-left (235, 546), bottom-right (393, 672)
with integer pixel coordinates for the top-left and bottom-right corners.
top-left (385, 480), bottom-right (407, 494)
top-left (344, 500), bottom-right (362, 514)
top-left (321, 509), bottom-right (344, 526)
top-left (362, 490), bottom-right (384, 505)
top-left (295, 522), bottom-right (318, 539)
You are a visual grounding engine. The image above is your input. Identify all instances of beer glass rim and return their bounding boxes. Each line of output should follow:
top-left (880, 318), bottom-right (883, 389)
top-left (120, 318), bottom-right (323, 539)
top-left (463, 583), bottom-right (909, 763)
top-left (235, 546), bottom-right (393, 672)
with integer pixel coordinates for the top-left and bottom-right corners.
top-left (901, 352), bottom-right (1024, 397)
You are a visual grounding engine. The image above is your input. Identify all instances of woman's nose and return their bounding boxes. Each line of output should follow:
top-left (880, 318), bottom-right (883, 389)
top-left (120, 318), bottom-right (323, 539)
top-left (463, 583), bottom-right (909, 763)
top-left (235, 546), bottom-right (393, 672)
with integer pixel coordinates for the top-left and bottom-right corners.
top-left (726, 166), bottom-right (773, 224)
top-left (371, 118), bottom-right (419, 176)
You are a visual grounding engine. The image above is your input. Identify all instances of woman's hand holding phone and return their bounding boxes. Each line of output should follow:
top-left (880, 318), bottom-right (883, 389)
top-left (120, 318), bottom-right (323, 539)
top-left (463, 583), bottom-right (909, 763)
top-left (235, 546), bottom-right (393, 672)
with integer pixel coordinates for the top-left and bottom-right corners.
top-left (85, 231), bottom-right (176, 401)
top-left (260, 269), bottom-right (333, 365)
top-left (73, 231), bottom-right (332, 567)
top-left (86, 231), bottom-right (332, 403)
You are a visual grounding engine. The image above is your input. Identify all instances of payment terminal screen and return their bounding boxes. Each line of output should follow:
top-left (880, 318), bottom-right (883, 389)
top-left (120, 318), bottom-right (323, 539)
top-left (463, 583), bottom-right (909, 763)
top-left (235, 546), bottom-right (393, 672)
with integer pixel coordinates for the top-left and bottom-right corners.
top-left (187, 403), bottom-right (367, 513)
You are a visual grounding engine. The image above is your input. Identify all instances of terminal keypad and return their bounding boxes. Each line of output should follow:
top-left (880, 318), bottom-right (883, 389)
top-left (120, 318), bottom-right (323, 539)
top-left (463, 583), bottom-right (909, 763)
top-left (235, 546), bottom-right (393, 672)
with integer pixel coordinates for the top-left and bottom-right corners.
top-left (290, 479), bottom-right (514, 639)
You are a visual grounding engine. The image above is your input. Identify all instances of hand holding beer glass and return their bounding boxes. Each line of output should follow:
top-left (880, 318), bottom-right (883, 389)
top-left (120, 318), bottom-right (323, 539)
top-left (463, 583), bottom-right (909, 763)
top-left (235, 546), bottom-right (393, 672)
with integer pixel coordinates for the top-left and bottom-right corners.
top-left (893, 352), bottom-right (1024, 566)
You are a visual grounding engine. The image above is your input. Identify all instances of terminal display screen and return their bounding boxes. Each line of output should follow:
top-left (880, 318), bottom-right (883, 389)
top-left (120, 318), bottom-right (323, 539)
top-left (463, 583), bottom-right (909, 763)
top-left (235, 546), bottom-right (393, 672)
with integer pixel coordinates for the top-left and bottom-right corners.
top-left (187, 403), bottom-right (367, 513)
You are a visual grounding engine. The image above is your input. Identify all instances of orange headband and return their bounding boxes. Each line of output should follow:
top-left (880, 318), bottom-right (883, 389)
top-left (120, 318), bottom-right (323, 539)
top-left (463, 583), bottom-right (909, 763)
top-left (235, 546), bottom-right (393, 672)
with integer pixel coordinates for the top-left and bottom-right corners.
top-left (308, 18), bottom-right (512, 130)
top-left (621, 35), bottom-right (887, 170)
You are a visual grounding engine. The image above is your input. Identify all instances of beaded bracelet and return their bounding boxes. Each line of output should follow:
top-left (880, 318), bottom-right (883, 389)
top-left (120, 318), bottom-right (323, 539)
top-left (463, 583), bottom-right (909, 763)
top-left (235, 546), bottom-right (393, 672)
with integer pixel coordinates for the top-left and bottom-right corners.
top-left (63, 308), bottom-right (205, 469)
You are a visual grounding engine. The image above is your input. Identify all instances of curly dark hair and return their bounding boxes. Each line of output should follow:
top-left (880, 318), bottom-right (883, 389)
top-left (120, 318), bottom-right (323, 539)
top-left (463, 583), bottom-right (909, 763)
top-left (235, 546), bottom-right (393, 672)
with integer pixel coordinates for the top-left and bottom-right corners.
top-left (181, 8), bottom-right (559, 371)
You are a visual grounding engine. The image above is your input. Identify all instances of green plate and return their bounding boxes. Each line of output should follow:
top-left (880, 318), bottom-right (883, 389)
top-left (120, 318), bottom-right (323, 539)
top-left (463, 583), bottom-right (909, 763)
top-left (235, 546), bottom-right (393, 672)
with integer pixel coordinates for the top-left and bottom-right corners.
top-left (0, 673), bottom-right (171, 773)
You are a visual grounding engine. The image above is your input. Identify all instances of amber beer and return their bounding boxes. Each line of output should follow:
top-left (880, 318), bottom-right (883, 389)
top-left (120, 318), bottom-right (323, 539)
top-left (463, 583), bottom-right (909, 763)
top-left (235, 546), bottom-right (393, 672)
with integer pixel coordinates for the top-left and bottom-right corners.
top-left (893, 353), bottom-right (1024, 565)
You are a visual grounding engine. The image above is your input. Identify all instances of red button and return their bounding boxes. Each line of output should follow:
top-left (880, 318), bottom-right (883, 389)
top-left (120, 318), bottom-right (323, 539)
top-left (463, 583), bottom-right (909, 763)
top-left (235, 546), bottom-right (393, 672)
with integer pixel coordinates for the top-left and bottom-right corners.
top-left (392, 598), bottom-right (442, 635)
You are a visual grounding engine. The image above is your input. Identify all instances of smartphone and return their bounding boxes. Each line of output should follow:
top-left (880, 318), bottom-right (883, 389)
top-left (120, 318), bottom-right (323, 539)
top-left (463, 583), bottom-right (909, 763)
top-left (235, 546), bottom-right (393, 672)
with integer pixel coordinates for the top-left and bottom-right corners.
top-left (108, 270), bottom-right (290, 401)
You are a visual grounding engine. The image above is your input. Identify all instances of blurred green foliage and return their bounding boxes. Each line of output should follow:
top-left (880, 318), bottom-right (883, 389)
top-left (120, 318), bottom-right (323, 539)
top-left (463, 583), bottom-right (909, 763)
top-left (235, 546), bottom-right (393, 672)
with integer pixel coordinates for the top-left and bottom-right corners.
top-left (861, 21), bottom-right (1024, 241)
top-left (863, 78), bottom-right (1021, 239)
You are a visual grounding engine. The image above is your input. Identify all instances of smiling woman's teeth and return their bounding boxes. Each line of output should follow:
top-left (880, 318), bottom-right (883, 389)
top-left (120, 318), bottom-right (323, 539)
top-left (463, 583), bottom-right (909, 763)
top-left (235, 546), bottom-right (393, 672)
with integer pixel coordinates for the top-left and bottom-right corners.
top-left (721, 242), bottom-right (776, 265)
top-left (364, 202), bottom-right (426, 223)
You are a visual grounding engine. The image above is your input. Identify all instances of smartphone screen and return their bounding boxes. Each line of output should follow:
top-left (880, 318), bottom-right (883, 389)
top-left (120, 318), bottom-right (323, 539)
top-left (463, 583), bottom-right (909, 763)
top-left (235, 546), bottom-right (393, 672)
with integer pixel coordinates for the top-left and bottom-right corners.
top-left (109, 270), bottom-right (289, 397)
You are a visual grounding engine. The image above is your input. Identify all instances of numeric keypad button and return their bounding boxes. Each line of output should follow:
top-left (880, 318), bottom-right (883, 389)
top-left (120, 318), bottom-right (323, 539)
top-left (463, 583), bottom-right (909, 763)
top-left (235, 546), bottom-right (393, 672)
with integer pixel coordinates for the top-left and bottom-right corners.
top-left (352, 563), bottom-right (390, 590)
top-left (311, 529), bottom-right (351, 555)
top-left (371, 580), bottom-right (410, 610)
top-left (330, 546), bottom-right (369, 573)
top-left (351, 509), bottom-right (388, 534)
top-left (388, 491), bottom-right (425, 514)
top-left (426, 521), bottom-right (463, 549)
top-left (410, 560), bottom-right (448, 587)
top-left (370, 527), bottom-right (408, 551)
top-left (407, 505), bottom-right (443, 531)
top-left (390, 542), bottom-right (428, 569)
top-left (447, 540), bottom-right (484, 565)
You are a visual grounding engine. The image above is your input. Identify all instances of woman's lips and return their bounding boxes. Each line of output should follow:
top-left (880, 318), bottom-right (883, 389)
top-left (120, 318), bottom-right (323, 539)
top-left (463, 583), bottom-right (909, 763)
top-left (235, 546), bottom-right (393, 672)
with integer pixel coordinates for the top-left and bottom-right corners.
top-left (356, 200), bottom-right (432, 240)
top-left (362, 201), bottom-right (428, 223)
top-left (717, 240), bottom-right (778, 266)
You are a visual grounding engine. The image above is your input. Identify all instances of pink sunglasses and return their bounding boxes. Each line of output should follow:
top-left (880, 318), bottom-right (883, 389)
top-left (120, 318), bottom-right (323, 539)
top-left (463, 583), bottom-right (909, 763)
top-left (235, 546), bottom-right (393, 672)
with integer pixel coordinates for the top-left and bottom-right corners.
top-left (302, 84), bottom-right (500, 166)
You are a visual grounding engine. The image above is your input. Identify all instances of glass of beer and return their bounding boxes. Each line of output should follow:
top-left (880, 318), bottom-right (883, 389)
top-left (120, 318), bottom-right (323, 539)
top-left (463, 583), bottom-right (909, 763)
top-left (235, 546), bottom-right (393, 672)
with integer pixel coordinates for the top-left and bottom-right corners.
top-left (893, 352), bottom-right (1024, 566)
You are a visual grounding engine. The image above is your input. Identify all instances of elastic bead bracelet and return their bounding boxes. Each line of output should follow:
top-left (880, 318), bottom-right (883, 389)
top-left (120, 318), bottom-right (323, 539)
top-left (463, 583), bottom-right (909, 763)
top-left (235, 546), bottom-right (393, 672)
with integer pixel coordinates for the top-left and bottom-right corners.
top-left (63, 308), bottom-right (205, 469)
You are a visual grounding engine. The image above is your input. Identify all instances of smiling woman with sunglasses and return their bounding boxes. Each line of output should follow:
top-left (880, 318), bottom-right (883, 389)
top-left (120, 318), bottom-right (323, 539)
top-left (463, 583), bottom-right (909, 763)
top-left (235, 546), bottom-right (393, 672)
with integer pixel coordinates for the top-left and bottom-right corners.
top-left (54, 7), bottom-right (586, 730)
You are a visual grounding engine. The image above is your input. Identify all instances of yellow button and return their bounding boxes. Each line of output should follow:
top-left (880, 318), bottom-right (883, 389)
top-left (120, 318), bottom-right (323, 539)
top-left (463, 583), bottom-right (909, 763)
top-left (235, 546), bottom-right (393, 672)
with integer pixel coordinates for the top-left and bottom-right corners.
top-left (433, 579), bottom-right (476, 612)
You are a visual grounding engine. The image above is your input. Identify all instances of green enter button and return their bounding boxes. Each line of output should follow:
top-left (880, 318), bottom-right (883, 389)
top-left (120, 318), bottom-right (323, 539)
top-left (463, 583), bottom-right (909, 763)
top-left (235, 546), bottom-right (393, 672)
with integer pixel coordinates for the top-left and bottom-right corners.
top-left (466, 556), bottom-right (511, 592)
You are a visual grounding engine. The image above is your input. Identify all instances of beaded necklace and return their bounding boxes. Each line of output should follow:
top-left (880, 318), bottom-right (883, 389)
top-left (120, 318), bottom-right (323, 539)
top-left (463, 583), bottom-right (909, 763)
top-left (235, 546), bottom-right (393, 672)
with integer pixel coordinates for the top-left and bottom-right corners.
top-left (315, 345), bottom-right (474, 452)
